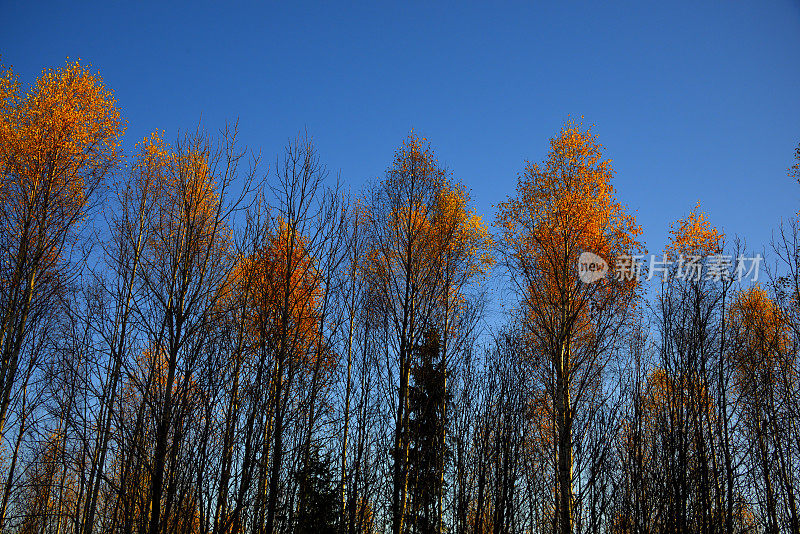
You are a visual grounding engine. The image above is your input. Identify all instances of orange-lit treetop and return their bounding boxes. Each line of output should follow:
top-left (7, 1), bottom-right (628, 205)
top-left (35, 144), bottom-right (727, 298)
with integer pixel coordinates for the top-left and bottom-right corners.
top-left (497, 121), bottom-right (644, 350)
top-left (728, 285), bottom-right (792, 392)
top-left (666, 201), bottom-right (724, 260)
top-left (0, 60), bottom-right (124, 266)
top-left (224, 220), bottom-right (323, 368)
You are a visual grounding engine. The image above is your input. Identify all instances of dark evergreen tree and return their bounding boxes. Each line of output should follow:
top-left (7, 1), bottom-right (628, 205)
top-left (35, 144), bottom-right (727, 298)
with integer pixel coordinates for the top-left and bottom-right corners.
top-left (408, 329), bottom-right (451, 533)
top-left (296, 446), bottom-right (339, 534)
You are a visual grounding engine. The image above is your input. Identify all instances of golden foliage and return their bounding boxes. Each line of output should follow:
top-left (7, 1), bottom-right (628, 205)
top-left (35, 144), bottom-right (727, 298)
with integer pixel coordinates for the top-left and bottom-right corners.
top-left (642, 367), bottom-right (713, 419)
top-left (432, 182), bottom-right (494, 282)
top-left (365, 133), bottom-right (493, 323)
top-left (143, 133), bottom-right (228, 262)
top-left (525, 390), bottom-right (555, 454)
top-left (497, 121), bottom-right (644, 349)
top-left (0, 61), bottom-right (122, 206)
top-left (224, 220), bottom-right (324, 367)
top-left (16, 430), bottom-right (78, 534)
top-left (789, 142), bottom-right (800, 184)
top-left (0, 60), bottom-right (124, 267)
top-left (619, 366), bottom-right (716, 477)
top-left (383, 132), bottom-right (446, 194)
top-left (352, 497), bottom-right (376, 534)
top-left (666, 201), bottom-right (723, 259)
top-left (498, 121), bottom-right (643, 271)
top-left (728, 285), bottom-right (793, 395)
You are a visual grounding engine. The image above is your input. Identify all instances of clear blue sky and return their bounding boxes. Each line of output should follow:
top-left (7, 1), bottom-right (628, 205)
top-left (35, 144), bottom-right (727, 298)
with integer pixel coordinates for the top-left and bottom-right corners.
top-left (2, 1), bottom-right (800, 257)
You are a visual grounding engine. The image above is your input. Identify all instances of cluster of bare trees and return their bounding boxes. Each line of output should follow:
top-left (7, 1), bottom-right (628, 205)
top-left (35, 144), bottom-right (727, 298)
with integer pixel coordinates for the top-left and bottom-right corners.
top-left (2, 60), bottom-right (800, 534)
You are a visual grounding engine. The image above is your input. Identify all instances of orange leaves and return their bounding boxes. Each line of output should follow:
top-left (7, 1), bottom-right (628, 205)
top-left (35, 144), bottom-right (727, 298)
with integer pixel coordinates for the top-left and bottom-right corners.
top-left (226, 221), bottom-right (323, 366)
top-left (134, 130), bottom-right (171, 175)
top-left (622, 366), bottom-right (716, 454)
top-left (666, 201), bottom-right (723, 259)
top-left (728, 285), bottom-right (792, 391)
top-left (364, 132), bottom-right (495, 358)
top-left (729, 285), bottom-right (787, 342)
top-left (0, 61), bottom-right (124, 277)
top-left (497, 121), bottom-right (644, 337)
top-left (385, 133), bottom-right (446, 194)
top-left (374, 184), bottom-right (492, 285)
top-left (525, 390), bottom-right (555, 453)
top-left (499, 121), bottom-right (643, 279)
top-left (374, 133), bottom-right (493, 286)
top-left (0, 63), bottom-right (19, 119)
top-left (160, 146), bottom-right (223, 247)
top-left (126, 131), bottom-right (171, 206)
top-left (135, 345), bottom-right (187, 400)
top-left (432, 183), bottom-right (494, 282)
top-left (133, 131), bottom-right (230, 267)
top-left (0, 60), bottom-right (124, 206)
top-left (789, 142), bottom-right (800, 184)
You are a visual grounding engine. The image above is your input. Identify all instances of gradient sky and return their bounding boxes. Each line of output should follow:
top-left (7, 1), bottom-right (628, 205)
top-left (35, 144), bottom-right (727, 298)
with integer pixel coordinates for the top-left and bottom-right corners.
top-left (3, 1), bottom-right (800, 261)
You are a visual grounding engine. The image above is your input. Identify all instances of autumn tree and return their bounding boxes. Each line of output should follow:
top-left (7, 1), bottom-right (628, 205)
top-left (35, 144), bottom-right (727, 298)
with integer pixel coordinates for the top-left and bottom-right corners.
top-left (729, 283), bottom-right (800, 533)
top-left (8, 58), bottom-right (800, 534)
top-left (72, 128), bottom-right (178, 534)
top-left (651, 203), bottom-right (733, 534)
top-left (765, 209), bottom-right (800, 534)
top-left (366, 134), bottom-right (445, 534)
top-left (94, 125), bottom-right (248, 534)
top-left (366, 133), bottom-right (491, 534)
top-left (0, 60), bottom-right (123, 438)
top-left (258, 133), bottom-right (338, 534)
top-left (497, 122), bottom-right (643, 534)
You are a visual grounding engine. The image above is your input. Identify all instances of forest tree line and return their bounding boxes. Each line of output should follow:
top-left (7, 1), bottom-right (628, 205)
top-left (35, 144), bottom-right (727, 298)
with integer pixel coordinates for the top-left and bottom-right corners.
top-left (1, 61), bottom-right (800, 534)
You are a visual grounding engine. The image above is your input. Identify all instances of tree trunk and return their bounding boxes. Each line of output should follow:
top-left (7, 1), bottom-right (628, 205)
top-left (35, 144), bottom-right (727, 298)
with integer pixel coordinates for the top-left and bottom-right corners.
top-left (556, 342), bottom-right (572, 534)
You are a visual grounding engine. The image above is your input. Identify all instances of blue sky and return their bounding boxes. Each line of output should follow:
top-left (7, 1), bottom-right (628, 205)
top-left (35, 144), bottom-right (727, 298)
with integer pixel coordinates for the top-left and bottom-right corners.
top-left (2, 1), bottom-right (800, 259)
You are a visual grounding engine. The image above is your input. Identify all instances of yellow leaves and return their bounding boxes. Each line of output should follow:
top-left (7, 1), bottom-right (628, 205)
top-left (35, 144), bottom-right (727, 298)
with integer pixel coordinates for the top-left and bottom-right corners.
top-left (432, 184), bottom-right (495, 281)
top-left (165, 146), bottom-right (220, 229)
top-left (1, 60), bottom-right (124, 202)
top-left (666, 201), bottom-right (723, 259)
top-left (728, 285), bottom-right (792, 390)
top-left (497, 121), bottom-right (644, 334)
top-left (789, 142), bottom-right (800, 184)
top-left (364, 133), bottom-right (494, 350)
top-left (730, 285), bottom-right (786, 338)
top-left (466, 501), bottom-right (495, 534)
top-left (1, 61), bottom-right (122, 209)
top-left (499, 122), bottom-right (643, 271)
top-left (134, 131), bottom-right (229, 265)
top-left (626, 366), bottom-right (715, 445)
top-left (525, 390), bottom-right (555, 452)
top-left (370, 133), bottom-right (494, 303)
top-left (0, 63), bottom-right (19, 119)
top-left (135, 130), bottom-right (170, 171)
top-left (0, 60), bottom-right (124, 283)
top-left (385, 133), bottom-right (447, 195)
top-left (225, 220), bottom-right (324, 367)
top-left (643, 367), bottom-right (678, 411)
